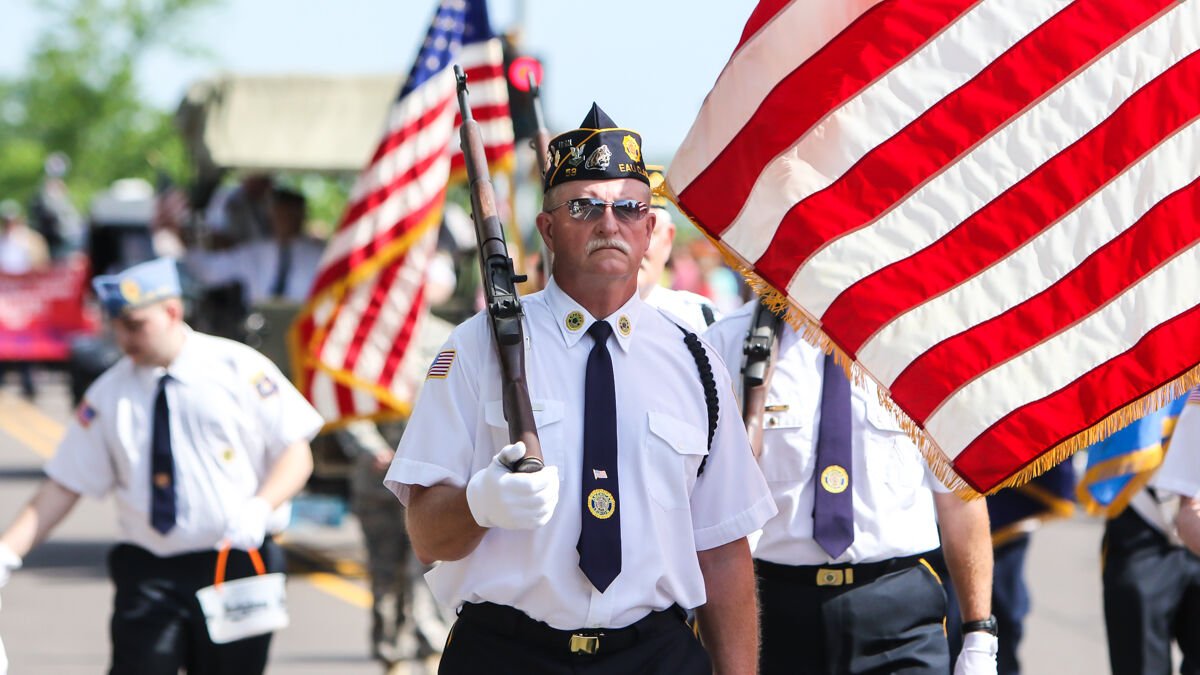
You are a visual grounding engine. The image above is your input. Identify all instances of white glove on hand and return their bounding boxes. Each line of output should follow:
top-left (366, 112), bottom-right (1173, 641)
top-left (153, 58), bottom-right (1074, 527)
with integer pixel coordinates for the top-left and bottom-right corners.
top-left (954, 632), bottom-right (999, 675)
top-left (221, 497), bottom-right (272, 551)
top-left (466, 442), bottom-right (559, 530)
top-left (0, 543), bottom-right (21, 589)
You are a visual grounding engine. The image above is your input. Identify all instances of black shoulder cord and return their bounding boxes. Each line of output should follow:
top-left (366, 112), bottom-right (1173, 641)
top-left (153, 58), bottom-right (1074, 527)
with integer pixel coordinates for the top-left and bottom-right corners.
top-left (675, 324), bottom-right (718, 476)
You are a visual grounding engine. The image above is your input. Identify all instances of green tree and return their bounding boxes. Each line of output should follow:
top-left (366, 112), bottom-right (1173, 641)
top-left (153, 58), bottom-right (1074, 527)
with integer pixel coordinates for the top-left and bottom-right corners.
top-left (0, 0), bottom-right (221, 210)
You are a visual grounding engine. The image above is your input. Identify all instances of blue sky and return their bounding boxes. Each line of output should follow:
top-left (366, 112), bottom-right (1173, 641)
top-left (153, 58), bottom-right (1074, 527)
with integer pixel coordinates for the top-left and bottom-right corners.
top-left (0, 0), bottom-right (756, 158)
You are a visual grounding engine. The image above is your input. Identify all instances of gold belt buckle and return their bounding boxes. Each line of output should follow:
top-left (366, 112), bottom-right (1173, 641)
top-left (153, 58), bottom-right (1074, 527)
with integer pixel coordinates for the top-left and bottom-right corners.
top-left (569, 634), bottom-right (600, 655)
top-left (816, 567), bottom-right (854, 586)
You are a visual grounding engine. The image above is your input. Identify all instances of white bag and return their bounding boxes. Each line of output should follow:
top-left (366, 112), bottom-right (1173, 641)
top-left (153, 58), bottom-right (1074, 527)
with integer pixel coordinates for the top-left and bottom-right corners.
top-left (195, 546), bottom-right (289, 644)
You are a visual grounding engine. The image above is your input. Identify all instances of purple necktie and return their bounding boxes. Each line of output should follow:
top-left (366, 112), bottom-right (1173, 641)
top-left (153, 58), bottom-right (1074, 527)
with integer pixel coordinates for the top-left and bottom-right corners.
top-left (150, 375), bottom-right (176, 534)
top-left (813, 353), bottom-right (853, 558)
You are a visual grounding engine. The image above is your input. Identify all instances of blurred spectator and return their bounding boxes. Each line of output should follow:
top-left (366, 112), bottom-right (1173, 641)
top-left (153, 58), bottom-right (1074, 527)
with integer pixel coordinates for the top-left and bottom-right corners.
top-left (334, 255), bottom-right (459, 669)
top-left (187, 187), bottom-right (325, 306)
top-left (203, 173), bottom-right (273, 247)
top-left (27, 152), bottom-right (85, 258)
top-left (0, 200), bottom-right (50, 275)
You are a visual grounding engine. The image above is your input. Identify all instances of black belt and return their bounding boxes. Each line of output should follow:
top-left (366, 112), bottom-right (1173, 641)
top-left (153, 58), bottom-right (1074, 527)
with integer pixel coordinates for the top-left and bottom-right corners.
top-left (456, 602), bottom-right (687, 656)
top-left (754, 551), bottom-right (934, 587)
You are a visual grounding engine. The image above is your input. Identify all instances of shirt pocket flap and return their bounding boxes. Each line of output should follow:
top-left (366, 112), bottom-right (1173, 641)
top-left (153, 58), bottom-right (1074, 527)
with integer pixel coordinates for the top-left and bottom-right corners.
top-left (647, 411), bottom-right (708, 456)
top-left (485, 399), bottom-right (565, 430)
top-left (865, 402), bottom-right (906, 433)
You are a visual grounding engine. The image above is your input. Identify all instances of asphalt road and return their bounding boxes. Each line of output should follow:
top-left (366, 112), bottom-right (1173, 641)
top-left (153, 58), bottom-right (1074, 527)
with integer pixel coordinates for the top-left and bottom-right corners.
top-left (0, 373), bottom-right (1123, 674)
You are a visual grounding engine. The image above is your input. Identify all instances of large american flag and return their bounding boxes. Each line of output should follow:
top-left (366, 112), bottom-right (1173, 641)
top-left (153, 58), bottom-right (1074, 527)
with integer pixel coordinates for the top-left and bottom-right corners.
top-left (669, 0), bottom-right (1200, 494)
top-left (291, 0), bottom-right (513, 425)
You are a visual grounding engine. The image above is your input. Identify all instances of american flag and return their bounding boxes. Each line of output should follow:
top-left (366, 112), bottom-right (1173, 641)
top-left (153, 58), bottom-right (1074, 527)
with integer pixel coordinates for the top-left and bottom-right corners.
top-left (291, 0), bottom-right (513, 425)
top-left (668, 0), bottom-right (1200, 494)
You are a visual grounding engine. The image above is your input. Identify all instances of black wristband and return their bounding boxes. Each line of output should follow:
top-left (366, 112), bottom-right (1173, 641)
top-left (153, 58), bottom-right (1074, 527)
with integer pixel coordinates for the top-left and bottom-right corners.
top-left (961, 615), bottom-right (998, 636)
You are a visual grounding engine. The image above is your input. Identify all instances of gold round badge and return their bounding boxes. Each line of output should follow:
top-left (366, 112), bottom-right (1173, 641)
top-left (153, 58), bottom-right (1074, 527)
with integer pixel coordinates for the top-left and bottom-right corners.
top-left (587, 489), bottom-right (616, 520)
top-left (820, 465), bottom-right (849, 494)
top-left (119, 278), bottom-right (142, 304)
top-left (622, 134), bottom-right (641, 162)
top-left (565, 310), bottom-right (585, 332)
top-left (153, 472), bottom-right (171, 489)
top-left (617, 315), bottom-right (631, 337)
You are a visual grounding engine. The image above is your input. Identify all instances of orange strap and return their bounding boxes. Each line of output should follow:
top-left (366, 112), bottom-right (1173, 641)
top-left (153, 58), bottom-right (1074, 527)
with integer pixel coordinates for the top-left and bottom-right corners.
top-left (213, 545), bottom-right (267, 587)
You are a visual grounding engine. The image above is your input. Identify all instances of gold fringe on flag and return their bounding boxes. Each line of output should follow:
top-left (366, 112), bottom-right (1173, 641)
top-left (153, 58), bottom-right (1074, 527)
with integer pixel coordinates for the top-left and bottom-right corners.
top-left (664, 183), bottom-right (1200, 500)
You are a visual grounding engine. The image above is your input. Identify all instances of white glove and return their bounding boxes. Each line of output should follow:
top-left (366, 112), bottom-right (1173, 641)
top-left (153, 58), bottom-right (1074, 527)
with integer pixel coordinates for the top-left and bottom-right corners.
top-left (954, 632), bottom-right (998, 675)
top-left (221, 497), bottom-right (272, 551)
top-left (0, 543), bottom-right (21, 589)
top-left (466, 442), bottom-right (559, 530)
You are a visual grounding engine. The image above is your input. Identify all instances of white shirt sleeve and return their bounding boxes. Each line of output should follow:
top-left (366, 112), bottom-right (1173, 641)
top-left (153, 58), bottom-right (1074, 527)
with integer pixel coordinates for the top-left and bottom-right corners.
top-left (43, 397), bottom-right (114, 498)
top-left (245, 355), bottom-right (325, 459)
top-left (688, 340), bottom-right (777, 551)
top-left (1151, 402), bottom-right (1200, 498)
top-left (384, 317), bottom-right (487, 505)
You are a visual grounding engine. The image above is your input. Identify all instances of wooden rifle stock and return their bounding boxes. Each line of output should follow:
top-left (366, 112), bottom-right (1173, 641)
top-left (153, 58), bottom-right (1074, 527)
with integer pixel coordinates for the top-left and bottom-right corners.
top-left (742, 304), bottom-right (784, 458)
top-left (455, 65), bottom-right (543, 474)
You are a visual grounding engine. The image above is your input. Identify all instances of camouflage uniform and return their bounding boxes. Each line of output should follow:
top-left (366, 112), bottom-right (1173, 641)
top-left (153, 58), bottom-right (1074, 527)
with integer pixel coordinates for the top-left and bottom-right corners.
top-left (336, 314), bottom-right (454, 667)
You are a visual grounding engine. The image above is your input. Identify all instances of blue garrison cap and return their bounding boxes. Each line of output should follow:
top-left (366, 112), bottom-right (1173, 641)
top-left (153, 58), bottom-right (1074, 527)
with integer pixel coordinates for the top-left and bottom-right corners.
top-left (92, 258), bottom-right (181, 317)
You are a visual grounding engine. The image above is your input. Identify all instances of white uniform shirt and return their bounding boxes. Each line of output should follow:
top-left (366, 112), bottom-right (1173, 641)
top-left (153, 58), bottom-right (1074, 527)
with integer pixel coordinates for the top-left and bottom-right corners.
top-left (644, 286), bottom-right (719, 334)
top-left (1151, 395), bottom-right (1200, 499)
top-left (44, 329), bottom-right (325, 557)
top-left (186, 237), bottom-right (325, 305)
top-left (704, 301), bottom-right (947, 566)
top-left (385, 279), bottom-right (775, 630)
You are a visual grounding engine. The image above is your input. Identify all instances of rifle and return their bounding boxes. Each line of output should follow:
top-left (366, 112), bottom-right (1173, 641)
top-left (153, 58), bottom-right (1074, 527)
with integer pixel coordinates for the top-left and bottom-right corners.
top-left (741, 302), bottom-right (785, 458)
top-left (455, 64), bottom-right (543, 474)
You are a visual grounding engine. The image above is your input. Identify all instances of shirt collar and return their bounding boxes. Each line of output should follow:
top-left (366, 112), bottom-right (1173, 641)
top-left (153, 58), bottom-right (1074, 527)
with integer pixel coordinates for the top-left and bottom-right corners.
top-left (544, 277), bottom-right (643, 353)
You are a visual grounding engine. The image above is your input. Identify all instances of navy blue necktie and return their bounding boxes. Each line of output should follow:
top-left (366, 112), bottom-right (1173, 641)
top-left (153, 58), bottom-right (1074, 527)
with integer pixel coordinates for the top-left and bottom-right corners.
top-left (813, 353), bottom-right (853, 558)
top-left (150, 375), bottom-right (177, 534)
top-left (578, 320), bottom-right (621, 592)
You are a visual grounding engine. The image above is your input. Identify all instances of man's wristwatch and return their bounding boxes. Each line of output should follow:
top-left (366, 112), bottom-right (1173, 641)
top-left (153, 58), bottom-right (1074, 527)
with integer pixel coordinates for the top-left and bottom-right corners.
top-left (961, 615), bottom-right (998, 636)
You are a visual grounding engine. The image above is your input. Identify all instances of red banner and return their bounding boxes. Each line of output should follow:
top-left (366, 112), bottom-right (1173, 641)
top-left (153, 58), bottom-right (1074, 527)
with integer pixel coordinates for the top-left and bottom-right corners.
top-left (0, 255), bottom-right (99, 361)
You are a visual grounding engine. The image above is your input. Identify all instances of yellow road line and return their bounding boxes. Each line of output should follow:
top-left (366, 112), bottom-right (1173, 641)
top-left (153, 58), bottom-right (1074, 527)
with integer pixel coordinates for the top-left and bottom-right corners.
top-left (0, 394), bottom-right (372, 609)
top-left (302, 571), bottom-right (373, 609)
top-left (0, 394), bottom-right (62, 458)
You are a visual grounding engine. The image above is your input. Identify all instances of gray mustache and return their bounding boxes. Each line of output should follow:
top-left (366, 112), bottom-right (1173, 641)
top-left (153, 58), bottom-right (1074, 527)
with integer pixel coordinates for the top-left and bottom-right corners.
top-left (586, 238), bottom-right (631, 255)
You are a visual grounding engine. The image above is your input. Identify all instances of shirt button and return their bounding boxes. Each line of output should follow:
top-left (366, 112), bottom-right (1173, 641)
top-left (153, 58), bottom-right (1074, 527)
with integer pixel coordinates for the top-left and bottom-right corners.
top-left (767, 418), bottom-right (777, 428)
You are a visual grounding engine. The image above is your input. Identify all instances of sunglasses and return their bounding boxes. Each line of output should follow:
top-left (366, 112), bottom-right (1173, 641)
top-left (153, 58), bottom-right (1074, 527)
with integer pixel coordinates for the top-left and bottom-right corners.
top-left (545, 197), bottom-right (649, 223)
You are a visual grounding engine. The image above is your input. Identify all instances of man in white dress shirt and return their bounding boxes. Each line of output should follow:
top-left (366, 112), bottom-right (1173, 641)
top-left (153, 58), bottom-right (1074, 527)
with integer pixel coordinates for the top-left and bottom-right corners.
top-left (385, 104), bottom-right (775, 674)
top-left (0, 258), bottom-right (322, 674)
top-left (706, 301), bottom-right (997, 675)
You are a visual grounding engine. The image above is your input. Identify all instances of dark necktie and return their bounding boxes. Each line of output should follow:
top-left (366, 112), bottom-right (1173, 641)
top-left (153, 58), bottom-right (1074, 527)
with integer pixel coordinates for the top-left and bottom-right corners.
top-left (813, 353), bottom-right (853, 558)
top-left (578, 320), bottom-right (621, 592)
top-left (270, 240), bottom-right (292, 298)
top-left (150, 375), bottom-right (176, 534)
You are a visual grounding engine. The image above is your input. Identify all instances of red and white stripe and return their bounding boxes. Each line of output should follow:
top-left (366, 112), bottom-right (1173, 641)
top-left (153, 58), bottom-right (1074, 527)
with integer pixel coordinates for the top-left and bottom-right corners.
top-left (293, 38), bottom-right (512, 424)
top-left (669, 0), bottom-right (1200, 492)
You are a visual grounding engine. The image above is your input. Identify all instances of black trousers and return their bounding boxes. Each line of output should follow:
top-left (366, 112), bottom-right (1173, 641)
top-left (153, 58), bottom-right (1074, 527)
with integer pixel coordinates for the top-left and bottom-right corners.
top-left (757, 558), bottom-right (950, 675)
top-left (944, 535), bottom-right (1030, 675)
top-left (438, 602), bottom-right (711, 675)
top-left (107, 539), bottom-right (286, 675)
top-left (1103, 508), bottom-right (1200, 675)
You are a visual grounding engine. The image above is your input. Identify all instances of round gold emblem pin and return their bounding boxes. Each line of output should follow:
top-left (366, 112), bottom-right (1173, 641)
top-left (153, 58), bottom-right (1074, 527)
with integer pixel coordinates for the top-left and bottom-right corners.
top-left (622, 134), bottom-right (641, 163)
top-left (820, 465), bottom-right (849, 494)
top-left (119, 278), bottom-right (142, 304)
top-left (565, 310), bottom-right (585, 332)
top-left (153, 472), bottom-right (171, 489)
top-left (587, 489), bottom-right (617, 519)
top-left (617, 315), bottom-right (632, 337)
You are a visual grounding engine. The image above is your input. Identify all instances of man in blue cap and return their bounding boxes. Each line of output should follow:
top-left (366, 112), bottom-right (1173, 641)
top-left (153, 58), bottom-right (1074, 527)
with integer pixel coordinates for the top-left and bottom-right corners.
top-left (0, 258), bottom-right (324, 674)
top-left (387, 104), bottom-right (775, 674)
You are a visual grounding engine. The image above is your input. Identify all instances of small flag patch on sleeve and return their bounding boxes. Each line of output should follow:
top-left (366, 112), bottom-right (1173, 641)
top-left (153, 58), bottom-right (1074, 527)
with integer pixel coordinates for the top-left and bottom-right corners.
top-left (76, 401), bottom-right (96, 428)
top-left (426, 350), bottom-right (456, 379)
